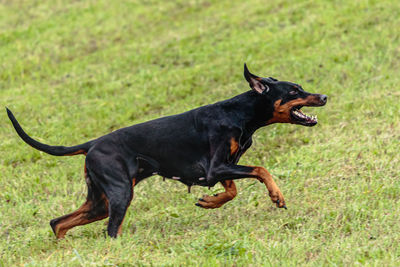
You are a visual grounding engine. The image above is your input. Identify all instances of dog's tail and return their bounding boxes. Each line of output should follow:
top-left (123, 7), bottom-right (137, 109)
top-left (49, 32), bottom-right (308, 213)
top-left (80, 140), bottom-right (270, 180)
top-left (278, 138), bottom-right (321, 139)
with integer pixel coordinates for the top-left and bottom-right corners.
top-left (6, 108), bottom-right (92, 156)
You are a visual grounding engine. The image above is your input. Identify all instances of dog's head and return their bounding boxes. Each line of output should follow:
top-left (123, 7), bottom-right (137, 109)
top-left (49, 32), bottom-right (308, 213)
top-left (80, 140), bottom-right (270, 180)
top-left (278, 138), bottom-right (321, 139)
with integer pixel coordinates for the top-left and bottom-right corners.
top-left (244, 64), bottom-right (327, 126)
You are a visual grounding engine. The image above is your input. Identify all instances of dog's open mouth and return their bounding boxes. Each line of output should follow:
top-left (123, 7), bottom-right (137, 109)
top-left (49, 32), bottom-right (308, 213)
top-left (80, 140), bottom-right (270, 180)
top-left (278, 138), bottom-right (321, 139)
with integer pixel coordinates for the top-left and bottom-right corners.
top-left (291, 106), bottom-right (318, 126)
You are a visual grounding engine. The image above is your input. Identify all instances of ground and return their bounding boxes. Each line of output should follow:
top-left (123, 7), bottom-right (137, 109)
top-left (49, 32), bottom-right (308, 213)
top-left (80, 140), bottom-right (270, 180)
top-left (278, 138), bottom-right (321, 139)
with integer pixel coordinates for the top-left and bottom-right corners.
top-left (1, 0), bottom-right (400, 266)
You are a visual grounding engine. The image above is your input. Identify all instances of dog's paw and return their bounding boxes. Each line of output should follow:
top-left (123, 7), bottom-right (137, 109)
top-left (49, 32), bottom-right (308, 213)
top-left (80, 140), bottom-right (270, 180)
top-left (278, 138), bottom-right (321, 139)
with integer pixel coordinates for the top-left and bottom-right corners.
top-left (269, 190), bottom-right (287, 209)
top-left (195, 194), bottom-right (223, 209)
top-left (276, 199), bottom-right (287, 209)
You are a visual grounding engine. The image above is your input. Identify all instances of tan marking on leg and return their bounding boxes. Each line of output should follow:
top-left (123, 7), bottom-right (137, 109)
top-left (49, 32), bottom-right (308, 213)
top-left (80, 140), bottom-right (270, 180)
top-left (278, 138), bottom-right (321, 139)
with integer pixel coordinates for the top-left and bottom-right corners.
top-left (54, 195), bottom-right (109, 239)
top-left (52, 164), bottom-right (109, 239)
top-left (117, 218), bottom-right (125, 236)
top-left (250, 166), bottom-right (285, 207)
top-left (198, 180), bottom-right (237, 209)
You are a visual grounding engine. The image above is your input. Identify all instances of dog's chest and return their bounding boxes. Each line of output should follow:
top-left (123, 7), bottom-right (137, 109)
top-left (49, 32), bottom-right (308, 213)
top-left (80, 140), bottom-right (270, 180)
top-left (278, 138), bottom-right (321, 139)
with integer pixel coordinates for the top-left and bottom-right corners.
top-left (229, 136), bottom-right (253, 164)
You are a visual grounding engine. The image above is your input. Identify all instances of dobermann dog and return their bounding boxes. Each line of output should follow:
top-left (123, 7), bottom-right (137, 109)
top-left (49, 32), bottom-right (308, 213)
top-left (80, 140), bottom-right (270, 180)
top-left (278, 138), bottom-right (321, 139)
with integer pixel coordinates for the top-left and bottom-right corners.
top-left (6, 64), bottom-right (327, 238)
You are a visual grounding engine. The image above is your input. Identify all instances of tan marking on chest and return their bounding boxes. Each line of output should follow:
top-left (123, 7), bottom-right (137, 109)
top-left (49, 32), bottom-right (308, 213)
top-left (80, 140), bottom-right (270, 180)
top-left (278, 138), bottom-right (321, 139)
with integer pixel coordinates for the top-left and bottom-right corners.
top-left (230, 137), bottom-right (239, 155)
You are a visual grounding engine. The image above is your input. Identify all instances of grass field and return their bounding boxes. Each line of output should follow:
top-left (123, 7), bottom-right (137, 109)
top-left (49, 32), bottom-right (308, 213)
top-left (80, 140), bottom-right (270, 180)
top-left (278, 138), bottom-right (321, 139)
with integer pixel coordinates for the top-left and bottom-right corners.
top-left (1, 0), bottom-right (400, 265)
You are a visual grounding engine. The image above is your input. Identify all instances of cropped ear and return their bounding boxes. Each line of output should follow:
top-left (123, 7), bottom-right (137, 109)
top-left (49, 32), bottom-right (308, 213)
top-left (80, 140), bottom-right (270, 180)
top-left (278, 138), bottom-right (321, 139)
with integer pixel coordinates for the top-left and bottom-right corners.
top-left (244, 63), bottom-right (269, 94)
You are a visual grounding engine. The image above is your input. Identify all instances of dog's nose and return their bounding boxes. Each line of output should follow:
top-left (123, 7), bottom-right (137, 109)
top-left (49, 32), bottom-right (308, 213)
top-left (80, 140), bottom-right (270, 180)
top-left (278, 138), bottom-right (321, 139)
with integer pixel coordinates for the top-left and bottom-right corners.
top-left (320, 94), bottom-right (328, 104)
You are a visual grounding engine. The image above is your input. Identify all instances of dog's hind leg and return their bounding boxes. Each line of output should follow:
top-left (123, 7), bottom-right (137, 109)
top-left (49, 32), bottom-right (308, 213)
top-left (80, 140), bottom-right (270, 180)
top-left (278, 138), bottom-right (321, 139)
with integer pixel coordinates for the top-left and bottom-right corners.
top-left (93, 163), bottom-right (135, 238)
top-left (84, 150), bottom-right (139, 238)
top-left (103, 176), bottom-right (135, 238)
top-left (195, 180), bottom-right (237, 209)
top-left (107, 177), bottom-right (136, 237)
top-left (50, 165), bottom-right (109, 239)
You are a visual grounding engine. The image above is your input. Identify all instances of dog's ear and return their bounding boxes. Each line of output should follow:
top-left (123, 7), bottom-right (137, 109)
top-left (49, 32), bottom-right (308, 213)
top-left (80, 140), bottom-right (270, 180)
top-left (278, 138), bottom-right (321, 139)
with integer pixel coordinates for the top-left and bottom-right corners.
top-left (244, 64), bottom-right (269, 94)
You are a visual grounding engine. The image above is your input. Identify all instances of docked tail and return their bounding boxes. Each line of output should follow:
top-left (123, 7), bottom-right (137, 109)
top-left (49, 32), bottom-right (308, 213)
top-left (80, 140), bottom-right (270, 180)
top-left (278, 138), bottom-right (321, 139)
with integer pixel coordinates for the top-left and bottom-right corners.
top-left (6, 108), bottom-right (92, 156)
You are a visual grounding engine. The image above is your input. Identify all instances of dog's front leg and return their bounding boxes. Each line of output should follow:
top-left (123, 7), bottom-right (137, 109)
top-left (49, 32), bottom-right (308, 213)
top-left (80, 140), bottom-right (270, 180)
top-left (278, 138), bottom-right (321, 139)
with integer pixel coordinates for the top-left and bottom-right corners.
top-left (195, 180), bottom-right (237, 209)
top-left (204, 164), bottom-right (286, 209)
top-left (249, 166), bottom-right (287, 209)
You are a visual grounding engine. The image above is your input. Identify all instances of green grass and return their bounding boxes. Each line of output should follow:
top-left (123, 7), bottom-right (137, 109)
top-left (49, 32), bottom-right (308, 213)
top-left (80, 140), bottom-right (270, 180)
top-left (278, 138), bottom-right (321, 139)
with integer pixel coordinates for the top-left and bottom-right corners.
top-left (1, 0), bottom-right (400, 265)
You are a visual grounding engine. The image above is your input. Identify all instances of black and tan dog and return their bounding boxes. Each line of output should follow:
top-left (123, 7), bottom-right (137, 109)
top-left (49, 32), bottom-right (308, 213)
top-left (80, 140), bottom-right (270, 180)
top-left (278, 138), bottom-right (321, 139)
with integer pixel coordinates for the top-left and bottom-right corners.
top-left (6, 64), bottom-right (327, 238)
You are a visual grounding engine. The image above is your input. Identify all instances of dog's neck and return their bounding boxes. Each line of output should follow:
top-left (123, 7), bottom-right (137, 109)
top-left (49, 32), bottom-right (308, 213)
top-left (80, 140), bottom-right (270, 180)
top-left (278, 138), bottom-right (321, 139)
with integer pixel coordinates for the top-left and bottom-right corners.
top-left (218, 90), bottom-right (275, 134)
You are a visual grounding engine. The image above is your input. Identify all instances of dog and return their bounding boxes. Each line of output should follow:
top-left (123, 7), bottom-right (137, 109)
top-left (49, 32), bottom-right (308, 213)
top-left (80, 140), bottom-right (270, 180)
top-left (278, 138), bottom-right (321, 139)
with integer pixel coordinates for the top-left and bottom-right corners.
top-left (6, 64), bottom-right (327, 238)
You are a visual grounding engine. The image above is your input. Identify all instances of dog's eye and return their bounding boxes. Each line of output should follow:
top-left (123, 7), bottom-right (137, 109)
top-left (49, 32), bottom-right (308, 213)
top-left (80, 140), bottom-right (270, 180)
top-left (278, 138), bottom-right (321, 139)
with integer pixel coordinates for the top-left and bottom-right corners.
top-left (289, 90), bottom-right (298, 95)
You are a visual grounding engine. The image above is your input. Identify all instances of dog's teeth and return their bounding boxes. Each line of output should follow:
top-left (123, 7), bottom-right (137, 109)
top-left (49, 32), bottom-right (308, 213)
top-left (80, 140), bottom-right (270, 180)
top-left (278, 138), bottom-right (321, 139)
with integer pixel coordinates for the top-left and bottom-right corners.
top-left (152, 172), bottom-right (158, 175)
top-left (199, 177), bottom-right (205, 181)
top-left (172, 176), bottom-right (180, 180)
